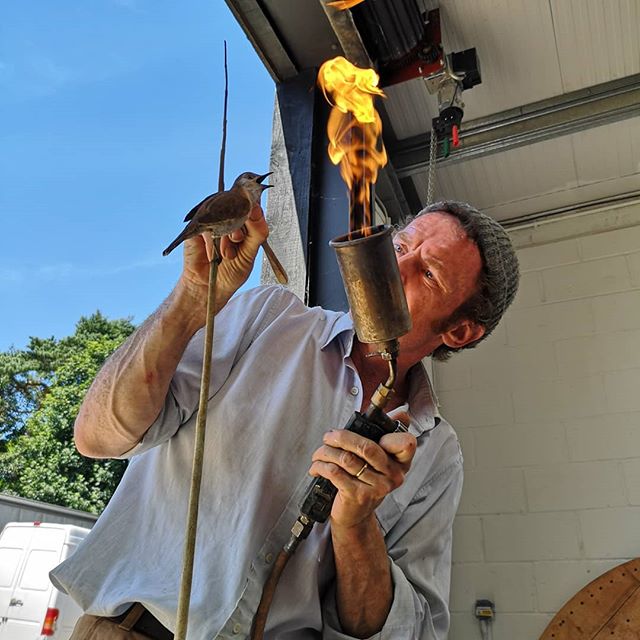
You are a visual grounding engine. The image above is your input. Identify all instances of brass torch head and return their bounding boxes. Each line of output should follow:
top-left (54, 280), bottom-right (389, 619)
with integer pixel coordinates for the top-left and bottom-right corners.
top-left (330, 225), bottom-right (412, 353)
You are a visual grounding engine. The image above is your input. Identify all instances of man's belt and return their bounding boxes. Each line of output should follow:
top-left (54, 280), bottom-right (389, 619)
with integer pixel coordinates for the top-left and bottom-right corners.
top-left (109, 603), bottom-right (173, 640)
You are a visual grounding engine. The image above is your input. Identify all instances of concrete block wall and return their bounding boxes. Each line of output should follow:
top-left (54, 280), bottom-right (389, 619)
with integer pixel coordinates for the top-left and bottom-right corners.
top-left (434, 202), bottom-right (640, 640)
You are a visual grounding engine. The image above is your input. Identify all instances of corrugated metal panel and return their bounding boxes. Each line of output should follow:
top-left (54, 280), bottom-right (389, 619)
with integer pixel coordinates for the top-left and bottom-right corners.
top-left (482, 173), bottom-right (640, 220)
top-left (413, 136), bottom-right (578, 210)
top-left (551, 0), bottom-right (640, 92)
top-left (573, 116), bottom-right (640, 184)
top-left (439, 0), bottom-right (564, 117)
top-left (383, 0), bottom-right (640, 139)
top-left (384, 79), bottom-right (438, 139)
top-left (410, 115), bottom-right (640, 220)
top-left (0, 493), bottom-right (97, 530)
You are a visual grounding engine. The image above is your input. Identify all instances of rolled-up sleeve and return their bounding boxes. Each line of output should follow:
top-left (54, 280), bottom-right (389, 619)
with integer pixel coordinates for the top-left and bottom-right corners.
top-left (321, 455), bottom-right (464, 640)
top-left (117, 285), bottom-right (292, 458)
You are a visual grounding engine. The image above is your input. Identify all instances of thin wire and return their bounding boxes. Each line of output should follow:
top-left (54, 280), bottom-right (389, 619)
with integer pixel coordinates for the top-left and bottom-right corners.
top-left (479, 619), bottom-right (492, 640)
top-left (218, 41), bottom-right (228, 192)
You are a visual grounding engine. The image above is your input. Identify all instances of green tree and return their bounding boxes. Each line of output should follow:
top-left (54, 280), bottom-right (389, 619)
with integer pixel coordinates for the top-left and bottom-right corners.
top-left (0, 312), bottom-right (136, 513)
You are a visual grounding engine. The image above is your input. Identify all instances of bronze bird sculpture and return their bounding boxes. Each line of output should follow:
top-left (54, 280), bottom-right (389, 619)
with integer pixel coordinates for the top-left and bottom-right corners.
top-left (162, 171), bottom-right (272, 257)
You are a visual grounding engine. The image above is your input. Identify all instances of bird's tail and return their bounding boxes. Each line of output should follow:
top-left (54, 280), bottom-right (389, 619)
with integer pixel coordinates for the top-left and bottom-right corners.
top-left (162, 229), bottom-right (189, 256)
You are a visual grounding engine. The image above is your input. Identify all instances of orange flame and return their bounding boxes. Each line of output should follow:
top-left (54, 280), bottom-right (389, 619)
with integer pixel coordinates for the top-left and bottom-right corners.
top-left (318, 56), bottom-right (387, 234)
top-left (326, 0), bottom-right (366, 9)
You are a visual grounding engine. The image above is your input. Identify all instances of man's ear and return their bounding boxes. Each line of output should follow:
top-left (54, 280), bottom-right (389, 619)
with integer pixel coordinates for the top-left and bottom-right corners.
top-left (441, 320), bottom-right (485, 349)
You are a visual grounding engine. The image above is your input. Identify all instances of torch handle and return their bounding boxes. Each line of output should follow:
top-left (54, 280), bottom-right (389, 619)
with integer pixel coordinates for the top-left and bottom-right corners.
top-left (299, 411), bottom-right (402, 523)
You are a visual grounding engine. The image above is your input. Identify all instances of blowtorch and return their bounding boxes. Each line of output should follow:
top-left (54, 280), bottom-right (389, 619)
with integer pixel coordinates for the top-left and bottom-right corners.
top-left (250, 224), bottom-right (412, 639)
top-left (289, 224), bottom-right (412, 546)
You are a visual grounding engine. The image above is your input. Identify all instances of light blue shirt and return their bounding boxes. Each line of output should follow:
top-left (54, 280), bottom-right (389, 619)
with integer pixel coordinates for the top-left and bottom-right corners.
top-left (51, 285), bottom-right (463, 640)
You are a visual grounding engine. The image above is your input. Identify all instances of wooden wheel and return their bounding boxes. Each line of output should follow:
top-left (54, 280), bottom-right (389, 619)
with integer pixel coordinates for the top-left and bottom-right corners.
top-left (539, 558), bottom-right (640, 639)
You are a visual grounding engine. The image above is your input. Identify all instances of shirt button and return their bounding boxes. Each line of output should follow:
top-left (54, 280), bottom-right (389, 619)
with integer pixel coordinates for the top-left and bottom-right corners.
top-left (265, 552), bottom-right (274, 564)
top-left (350, 386), bottom-right (359, 396)
top-left (232, 622), bottom-right (242, 634)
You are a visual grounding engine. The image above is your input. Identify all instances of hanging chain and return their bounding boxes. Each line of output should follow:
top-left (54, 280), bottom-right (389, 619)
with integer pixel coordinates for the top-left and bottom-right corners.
top-left (426, 126), bottom-right (437, 205)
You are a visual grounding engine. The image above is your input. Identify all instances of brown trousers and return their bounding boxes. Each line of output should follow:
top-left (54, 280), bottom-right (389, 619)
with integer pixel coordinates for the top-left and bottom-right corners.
top-left (70, 605), bottom-right (153, 640)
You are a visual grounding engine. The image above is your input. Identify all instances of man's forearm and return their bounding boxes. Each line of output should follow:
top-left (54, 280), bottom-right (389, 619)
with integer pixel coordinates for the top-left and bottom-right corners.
top-left (74, 282), bottom-right (206, 458)
top-left (75, 206), bottom-right (269, 459)
top-left (332, 514), bottom-right (393, 638)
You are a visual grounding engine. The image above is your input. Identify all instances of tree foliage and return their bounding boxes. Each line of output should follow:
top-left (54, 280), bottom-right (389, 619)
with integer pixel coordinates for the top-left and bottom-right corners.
top-left (0, 312), bottom-right (136, 513)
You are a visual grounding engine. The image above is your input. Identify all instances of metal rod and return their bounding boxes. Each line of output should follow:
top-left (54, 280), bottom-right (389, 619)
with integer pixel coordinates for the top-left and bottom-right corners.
top-left (174, 246), bottom-right (218, 640)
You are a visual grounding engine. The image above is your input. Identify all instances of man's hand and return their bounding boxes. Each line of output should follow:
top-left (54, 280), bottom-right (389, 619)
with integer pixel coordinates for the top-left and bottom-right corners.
top-left (310, 426), bottom-right (417, 637)
top-left (309, 429), bottom-right (417, 529)
top-left (178, 204), bottom-right (269, 320)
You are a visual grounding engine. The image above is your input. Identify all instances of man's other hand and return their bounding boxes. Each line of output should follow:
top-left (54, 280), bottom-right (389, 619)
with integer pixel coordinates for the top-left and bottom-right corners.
top-left (309, 429), bottom-right (417, 529)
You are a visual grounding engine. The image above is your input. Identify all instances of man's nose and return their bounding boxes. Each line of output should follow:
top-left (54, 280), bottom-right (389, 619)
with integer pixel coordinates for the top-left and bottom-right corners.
top-left (396, 250), bottom-right (418, 283)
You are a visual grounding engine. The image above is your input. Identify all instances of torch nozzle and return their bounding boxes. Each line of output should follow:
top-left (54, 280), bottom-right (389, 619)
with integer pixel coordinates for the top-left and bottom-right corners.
top-left (330, 225), bottom-right (411, 346)
top-left (365, 349), bottom-right (398, 419)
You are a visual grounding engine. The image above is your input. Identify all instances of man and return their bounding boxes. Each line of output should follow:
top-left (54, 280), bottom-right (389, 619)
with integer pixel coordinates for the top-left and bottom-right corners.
top-left (52, 200), bottom-right (519, 640)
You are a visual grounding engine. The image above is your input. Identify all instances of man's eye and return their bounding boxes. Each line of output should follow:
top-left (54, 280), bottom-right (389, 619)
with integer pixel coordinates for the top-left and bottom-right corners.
top-left (393, 244), bottom-right (403, 253)
top-left (425, 270), bottom-right (434, 280)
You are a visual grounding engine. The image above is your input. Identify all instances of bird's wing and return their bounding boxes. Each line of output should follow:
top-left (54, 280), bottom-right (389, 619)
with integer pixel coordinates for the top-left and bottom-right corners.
top-left (162, 220), bottom-right (199, 256)
top-left (183, 191), bottom-right (224, 222)
top-left (197, 190), bottom-right (250, 225)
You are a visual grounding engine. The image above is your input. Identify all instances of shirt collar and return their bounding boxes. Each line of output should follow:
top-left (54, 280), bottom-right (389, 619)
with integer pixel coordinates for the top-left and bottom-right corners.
top-left (319, 310), bottom-right (356, 353)
top-left (320, 311), bottom-right (441, 437)
top-left (402, 361), bottom-right (442, 436)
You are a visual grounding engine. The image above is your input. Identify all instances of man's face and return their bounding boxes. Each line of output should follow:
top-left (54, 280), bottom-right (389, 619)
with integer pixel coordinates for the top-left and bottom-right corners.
top-left (392, 212), bottom-right (483, 362)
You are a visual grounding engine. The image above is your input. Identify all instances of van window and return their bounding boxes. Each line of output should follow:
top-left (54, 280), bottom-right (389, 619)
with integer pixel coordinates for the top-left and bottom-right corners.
top-left (0, 547), bottom-right (22, 587)
top-left (20, 549), bottom-right (59, 590)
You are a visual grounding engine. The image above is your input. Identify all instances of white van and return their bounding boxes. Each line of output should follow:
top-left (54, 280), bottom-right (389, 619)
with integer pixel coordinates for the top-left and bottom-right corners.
top-left (0, 521), bottom-right (89, 639)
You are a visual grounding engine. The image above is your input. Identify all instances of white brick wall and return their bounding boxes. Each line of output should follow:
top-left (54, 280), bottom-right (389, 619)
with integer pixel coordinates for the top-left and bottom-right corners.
top-left (457, 469), bottom-right (526, 515)
top-left (580, 507), bottom-right (640, 557)
top-left (436, 203), bottom-right (640, 640)
top-left (524, 461), bottom-right (627, 511)
top-left (623, 459), bottom-right (640, 504)
top-left (566, 412), bottom-right (640, 461)
top-left (450, 562), bottom-right (536, 612)
top-left (474, 422), bottom-right (568, 468)
top-left (533, 560), bottom-right (622, 612)
top-left (555, 330), bottom-right (640, 376)
top-left (452, 516), bottom-right (484, 562)
top-left (541, 256), bottom-right (631, 301)
top-left (483, 513), bottom-right (582, 561)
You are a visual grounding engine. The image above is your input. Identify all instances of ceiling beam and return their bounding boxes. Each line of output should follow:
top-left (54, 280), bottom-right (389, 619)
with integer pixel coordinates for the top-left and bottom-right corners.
top-left (391, 73), bottom-right (640, 178)
top-left (224, 0), bottom-right (298, 82)
top-left (318, 1), bottom-right (371, 69)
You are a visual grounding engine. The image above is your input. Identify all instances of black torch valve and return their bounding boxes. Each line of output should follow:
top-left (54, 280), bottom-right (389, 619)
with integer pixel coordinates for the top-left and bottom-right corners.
top-left (297, 402), bottom-right (407, 528)
top-left (283, 344), bottom-right (405, 552)
top-left (285, 405), bottom-right (407, 553)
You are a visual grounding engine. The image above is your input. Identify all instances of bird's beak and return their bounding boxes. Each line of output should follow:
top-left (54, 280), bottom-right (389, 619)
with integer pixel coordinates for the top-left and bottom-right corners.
top-left (257, 172), bottom-right (273, 188)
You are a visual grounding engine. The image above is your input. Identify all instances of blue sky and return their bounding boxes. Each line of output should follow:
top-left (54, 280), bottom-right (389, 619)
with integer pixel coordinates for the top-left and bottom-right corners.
top-left (0, 1), bottom-right (275, 350)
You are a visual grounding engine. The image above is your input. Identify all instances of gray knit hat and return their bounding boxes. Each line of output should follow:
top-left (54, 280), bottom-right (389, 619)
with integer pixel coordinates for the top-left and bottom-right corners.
top-left (411, 200), bottom-right (520, 356)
